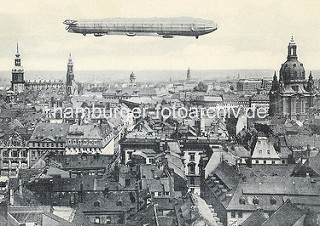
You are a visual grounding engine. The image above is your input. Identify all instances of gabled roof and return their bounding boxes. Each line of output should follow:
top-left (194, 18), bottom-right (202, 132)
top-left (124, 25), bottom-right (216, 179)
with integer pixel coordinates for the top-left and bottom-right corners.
top-left (241, 209), bottom-right (267, 226)
top-left (308, 152), bottom-right (320, 175)
top-left (262, 200), bottom-right (306, 226)
top-left (213, 161), bottom-right (241, 190)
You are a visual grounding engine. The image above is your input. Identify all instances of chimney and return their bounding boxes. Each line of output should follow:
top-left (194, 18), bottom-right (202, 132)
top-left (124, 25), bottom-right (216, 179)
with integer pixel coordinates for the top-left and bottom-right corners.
top-left (9, 189), bottom-right (14, 205)
top-left (18, 179), bottom-right (23, 197)
top-left (0, 202), bottom-right (8, 220)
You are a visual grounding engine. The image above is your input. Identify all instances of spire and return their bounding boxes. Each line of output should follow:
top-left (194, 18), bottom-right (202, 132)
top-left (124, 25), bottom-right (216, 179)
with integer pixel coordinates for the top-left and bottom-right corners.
top-left (15, 42), bottom-right (20, 57)
top-left (271, 71), bottom-right (279, 91)
top-left (68, 53), bottom-right (73, 63)
top-left (290, 33), bottom-right (294, 43)
top-left (307, 71), bottom-right (314, 92)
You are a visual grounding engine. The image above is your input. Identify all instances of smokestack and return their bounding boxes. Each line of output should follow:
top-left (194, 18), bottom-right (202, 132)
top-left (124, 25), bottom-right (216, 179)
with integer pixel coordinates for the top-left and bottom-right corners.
top-left (9, 189), bottom-right (14, 205)
top-left (0, 202), bottom-right (8, 220)
top-left (18, 179), bottom-right (23, 197)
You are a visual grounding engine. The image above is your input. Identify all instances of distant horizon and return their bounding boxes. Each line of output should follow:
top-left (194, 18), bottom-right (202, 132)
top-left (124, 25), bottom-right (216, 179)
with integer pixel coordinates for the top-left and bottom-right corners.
top-left (1, 69), bottom-right (320, 85)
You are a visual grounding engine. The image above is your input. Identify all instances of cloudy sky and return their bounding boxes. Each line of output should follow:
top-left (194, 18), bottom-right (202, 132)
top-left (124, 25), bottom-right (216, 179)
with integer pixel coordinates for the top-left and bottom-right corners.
top-left (0, 0), bottom-right (320, 71)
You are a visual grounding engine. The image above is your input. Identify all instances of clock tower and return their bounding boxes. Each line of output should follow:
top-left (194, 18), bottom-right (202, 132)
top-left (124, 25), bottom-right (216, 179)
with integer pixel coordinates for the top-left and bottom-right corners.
top-left (11, 43), bottom-right (25, 93)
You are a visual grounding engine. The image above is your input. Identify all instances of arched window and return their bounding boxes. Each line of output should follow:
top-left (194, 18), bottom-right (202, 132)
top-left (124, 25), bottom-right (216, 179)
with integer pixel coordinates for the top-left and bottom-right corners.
top-left (188, 162), bottom-right (196, 175)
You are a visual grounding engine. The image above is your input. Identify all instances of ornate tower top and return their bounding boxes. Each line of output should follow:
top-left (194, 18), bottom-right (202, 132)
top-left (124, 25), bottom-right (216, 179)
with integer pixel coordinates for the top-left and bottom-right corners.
top-left (287, 34), bottom-right (297, 60)
top-left (15, 43), bottom-right (20, 58)
top-left (66, 53), bottom-right (74, 86)
top-left (280, 36), bottom-right (305, 84)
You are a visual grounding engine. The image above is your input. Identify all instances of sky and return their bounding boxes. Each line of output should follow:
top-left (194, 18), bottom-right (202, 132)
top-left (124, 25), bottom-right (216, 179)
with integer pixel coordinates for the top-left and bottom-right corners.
top-left (1, 0), bottom-right (320, 71)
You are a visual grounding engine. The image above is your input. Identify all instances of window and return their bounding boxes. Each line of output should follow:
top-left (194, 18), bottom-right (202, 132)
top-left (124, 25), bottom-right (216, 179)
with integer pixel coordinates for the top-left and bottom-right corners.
top-left (267, 150), bottom-right (270, 154)
top-left (263, 160), bottom-right (266, 164)
top-left (93, 201), bottom-right (100, 207)
top-left (238, 212), bottom-right (243, 218)
top-left (188, 163), bottom-right (196, 175)
top-left (94, 217), bottom-right (100, 224)
top-left (272, 160), bottom-right (275, 164)
top-left (239, 197), bottom-right (246, 205)
top-left (231, 211), bottom-right (236, 218)
top-left (256, 160), bottom-right (259, 164)
top-left (190, 177), bottom-right (195, 185)
top-left (3, 151), bottom-right (8, 157)
top-left (189, 153), bottom-right (195, 161)
top-left (12, 151), bottom-right (18, 157)
top-left (253, 196), bottom-right (259, 205)
top-left (270, 196), bottom-right (276, 205)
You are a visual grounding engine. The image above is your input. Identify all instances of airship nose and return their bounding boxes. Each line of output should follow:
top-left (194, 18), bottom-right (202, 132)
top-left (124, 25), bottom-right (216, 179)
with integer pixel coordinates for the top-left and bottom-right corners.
top-left (204, 21), bottom-right (218, 33)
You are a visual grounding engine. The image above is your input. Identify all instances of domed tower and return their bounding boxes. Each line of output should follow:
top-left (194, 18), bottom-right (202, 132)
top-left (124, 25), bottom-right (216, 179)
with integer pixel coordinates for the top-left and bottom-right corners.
top-left (279, 35), bottom-right (306, 88)
top-left (269, 36), bottom-right (318, 120)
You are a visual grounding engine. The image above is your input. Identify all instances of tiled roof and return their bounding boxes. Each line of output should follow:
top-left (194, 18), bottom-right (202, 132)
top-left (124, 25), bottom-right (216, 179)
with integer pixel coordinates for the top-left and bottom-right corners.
top-left (213, 161), bottom-right (241, 190)
top-left (262, 200), bottom-right (306, 226)
top-left (52, 154), bottom-right (113, 170)
top-left (241, 209), bottom-right (267, 226)
top-left (30, 123), bottom-right (69, 142)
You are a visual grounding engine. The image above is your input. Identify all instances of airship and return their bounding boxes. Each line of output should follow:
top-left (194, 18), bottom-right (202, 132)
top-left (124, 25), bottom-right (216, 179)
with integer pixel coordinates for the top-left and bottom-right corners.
top-left (63, 17), bottom-right (218, 39)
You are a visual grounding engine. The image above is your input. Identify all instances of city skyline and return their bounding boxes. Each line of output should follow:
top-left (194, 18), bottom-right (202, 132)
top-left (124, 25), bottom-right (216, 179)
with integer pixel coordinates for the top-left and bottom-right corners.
top-left (0, 0), bottom-right (320, 72)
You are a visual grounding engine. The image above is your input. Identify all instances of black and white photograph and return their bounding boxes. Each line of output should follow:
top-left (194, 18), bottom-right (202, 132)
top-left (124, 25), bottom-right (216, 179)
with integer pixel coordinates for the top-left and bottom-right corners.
top-left (0, 0), bottom-right (320, 225)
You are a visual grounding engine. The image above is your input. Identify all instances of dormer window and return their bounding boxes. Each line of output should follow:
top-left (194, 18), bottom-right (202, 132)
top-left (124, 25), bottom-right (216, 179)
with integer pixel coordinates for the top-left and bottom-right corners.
top-left (239, 197), bottom-right (246, 205)
top-left (93, 201), bottom-right (100, 207)
top-left (270, 196), bottom-right (276, 205)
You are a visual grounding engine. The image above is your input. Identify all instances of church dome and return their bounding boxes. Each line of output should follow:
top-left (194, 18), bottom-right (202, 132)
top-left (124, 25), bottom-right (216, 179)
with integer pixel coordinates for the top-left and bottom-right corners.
top-left (279, 36), bottom-right (305, 84)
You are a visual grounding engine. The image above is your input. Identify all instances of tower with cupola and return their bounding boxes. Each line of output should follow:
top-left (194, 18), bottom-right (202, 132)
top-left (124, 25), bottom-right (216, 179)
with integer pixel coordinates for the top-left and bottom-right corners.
top-left (269, 36), bottom-right (317, 120)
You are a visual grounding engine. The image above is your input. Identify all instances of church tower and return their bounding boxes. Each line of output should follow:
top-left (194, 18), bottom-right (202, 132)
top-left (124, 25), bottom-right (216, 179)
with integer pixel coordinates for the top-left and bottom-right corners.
top-left (11, 43), bottom-right (25, 93)
top-left (129, 71), bottom-right (136, 87)
top-left (186, 67), bottom-right (191, 81)
top-left (269, 36), bottom-right (317, 120)
top-left (66, 54), bottom-right (75, 96)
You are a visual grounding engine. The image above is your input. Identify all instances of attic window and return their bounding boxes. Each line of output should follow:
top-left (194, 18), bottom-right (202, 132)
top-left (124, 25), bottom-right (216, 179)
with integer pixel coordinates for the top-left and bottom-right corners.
top-left (239, 197), bottom-right (246, 205)
top-left (253, 196), bottom-right (259, 205)
top-left (93, 201), bottom-right (100, 207)
top-left (270, 196), bottom-right (276, 205)
top-left (116, 199), bottom-right (123, 206)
